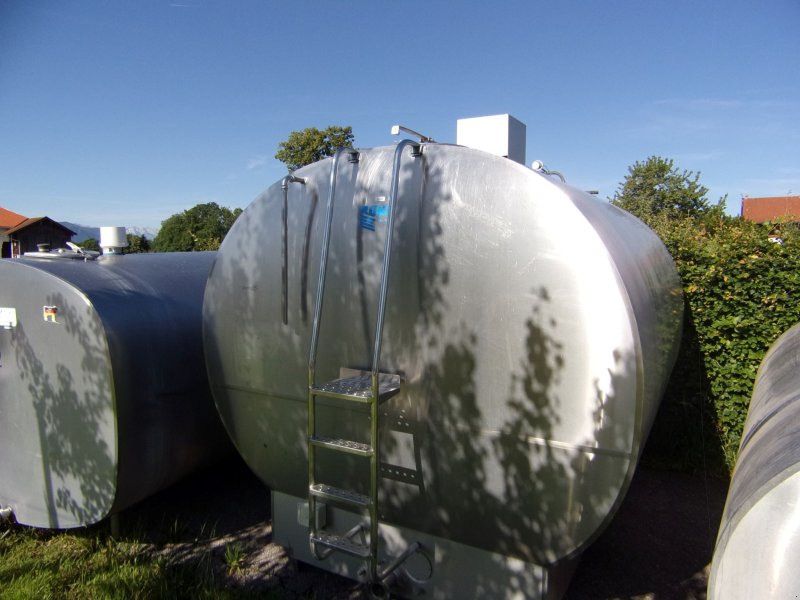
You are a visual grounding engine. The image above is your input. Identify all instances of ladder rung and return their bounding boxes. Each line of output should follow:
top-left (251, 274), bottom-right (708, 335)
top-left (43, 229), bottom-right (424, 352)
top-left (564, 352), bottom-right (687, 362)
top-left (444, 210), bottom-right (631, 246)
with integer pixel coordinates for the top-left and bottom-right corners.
top-left (309, 483), bottom-right (371, 508)
top-left (311, 531), bottom-right (370, 559)
top-left (310, 436), bottom-right (373, 456)
top-left (311, 373), bottom-right (401, 403)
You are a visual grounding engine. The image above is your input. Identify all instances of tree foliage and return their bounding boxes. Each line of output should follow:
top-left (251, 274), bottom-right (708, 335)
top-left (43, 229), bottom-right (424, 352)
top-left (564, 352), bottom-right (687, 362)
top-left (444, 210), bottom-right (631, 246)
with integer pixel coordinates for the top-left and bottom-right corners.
top-left (610, 156), bottom-right (725, 225)
top-left (616, 157), bottom-right (800, 473)
top-left (79, 238), bottom-right (100, 252)
top-left (152, 202), bottom-right (242, 252)
top-left (275, 126), bottom-right (354, 171)
top-left (646, 216), bottom-right (800, 473)
top-left (125, 233), bottom-right (151, 253)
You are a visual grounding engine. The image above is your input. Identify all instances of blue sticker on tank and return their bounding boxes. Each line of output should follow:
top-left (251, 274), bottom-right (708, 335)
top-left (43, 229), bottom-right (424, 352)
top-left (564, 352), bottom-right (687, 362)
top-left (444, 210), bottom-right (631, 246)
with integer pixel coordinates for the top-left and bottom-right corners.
top-left (359, 204), bottom-right (389, 231)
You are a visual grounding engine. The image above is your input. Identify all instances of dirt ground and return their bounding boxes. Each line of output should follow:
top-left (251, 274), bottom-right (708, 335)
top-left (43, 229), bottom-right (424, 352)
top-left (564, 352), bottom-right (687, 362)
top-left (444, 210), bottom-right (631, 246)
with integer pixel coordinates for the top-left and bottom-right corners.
top-left (119, 456), bottom-right (729, 600)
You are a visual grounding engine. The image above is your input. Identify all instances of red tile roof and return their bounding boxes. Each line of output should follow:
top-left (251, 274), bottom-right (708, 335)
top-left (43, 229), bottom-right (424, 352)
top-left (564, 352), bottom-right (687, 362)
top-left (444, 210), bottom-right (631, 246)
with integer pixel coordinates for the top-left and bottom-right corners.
top-left (741, 196), bottom-right (800, 223)
top-left (0, 207), bottom-right (28, 229)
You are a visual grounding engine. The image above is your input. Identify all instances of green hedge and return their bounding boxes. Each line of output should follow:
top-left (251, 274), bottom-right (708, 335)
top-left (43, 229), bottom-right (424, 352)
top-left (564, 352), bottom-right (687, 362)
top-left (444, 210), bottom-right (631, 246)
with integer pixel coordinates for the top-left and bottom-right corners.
top-left (644, 217), bottom-right (800, 473)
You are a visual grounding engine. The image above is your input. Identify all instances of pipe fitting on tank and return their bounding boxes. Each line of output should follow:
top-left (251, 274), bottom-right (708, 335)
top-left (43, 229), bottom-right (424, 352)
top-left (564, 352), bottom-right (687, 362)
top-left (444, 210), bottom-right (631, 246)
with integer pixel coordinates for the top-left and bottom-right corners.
top-left (391, 124), bottom-right (435, 144)
top-left (281, 175), bottom-right (307, 190)
top-left (369, 572), bottom-right (397, 600)
top-left (531, 159), bottom-right (566, 182)
top-left (0, 506), bottom-right (13, 523)
top-left (281, 175), bottom-right (307, 325)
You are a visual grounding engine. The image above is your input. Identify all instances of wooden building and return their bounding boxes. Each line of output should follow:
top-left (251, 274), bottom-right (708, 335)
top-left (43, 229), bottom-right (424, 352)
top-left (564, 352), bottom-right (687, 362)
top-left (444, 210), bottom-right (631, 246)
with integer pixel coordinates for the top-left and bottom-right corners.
top-left (0, 208), bottom-right (75, 257)
top-left (0, 207), bottom-right (28, 258)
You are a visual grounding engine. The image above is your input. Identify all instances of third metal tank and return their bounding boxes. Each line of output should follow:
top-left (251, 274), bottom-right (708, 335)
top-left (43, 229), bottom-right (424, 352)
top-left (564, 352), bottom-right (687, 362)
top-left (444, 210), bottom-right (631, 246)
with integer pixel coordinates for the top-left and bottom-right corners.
top-left (709, 322), bottom-right (800, 598)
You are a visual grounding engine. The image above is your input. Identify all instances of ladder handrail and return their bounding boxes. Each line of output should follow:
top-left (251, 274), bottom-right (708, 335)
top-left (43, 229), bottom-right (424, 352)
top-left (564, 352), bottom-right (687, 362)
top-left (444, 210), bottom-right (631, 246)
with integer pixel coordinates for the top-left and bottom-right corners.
top-left (368, 139), bottom-right (420, 581)
top-left (307, 148), bottom-right (358, 538)
top-left (370, 140), bottom-right (421, 375)
top-left (307, 147), bottom-right (359, 387)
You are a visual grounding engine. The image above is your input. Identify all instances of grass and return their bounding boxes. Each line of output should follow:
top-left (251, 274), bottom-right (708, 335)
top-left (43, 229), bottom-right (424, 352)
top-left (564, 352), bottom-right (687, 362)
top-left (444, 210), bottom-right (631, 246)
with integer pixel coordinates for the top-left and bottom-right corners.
top-left (0, 460), bottom-right (347, 599)
top-left (0, 520), bottom-right (276, 600)
top-left (224, 544), bottom-right (246, 576)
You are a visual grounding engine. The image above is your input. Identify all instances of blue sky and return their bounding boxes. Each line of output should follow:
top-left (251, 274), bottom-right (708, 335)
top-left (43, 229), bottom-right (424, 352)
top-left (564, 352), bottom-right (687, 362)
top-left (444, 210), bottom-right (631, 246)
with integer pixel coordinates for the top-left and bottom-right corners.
top-left (1, 1), bottom-right (798, 230)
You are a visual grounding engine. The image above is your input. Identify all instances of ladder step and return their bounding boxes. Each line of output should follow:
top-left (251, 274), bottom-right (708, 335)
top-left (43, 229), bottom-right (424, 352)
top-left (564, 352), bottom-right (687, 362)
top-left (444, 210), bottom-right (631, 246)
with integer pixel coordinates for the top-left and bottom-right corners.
top-left (311, 373), bottom-right (401, 403)
top-left (310, 436), bottom-right (373, 456)
top-left (309, 483), bottom-right (372, 508)
top-left (311, 531), bottom-right (371, 559)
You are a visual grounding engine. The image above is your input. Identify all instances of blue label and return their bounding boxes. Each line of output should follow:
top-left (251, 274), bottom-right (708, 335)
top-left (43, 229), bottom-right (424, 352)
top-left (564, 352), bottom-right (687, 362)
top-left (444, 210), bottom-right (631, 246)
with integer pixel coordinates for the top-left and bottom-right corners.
top-left (359, 204), bottom-right (390, 231)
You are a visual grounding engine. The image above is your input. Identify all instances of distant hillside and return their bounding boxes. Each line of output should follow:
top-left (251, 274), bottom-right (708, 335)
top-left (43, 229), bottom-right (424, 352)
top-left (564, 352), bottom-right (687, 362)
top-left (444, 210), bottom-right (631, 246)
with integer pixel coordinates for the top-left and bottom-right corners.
top-left (61, 222), bottom-right (157, 243)
top-left (61, 222), bottom-right (99, 242)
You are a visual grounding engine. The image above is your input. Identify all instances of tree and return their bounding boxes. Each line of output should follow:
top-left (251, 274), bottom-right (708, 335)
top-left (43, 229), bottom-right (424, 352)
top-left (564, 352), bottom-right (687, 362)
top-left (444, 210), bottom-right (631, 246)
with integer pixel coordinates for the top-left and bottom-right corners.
top-left (80, 238), bottom-right (100, 252)
top-left (609, 156), bottom-right (800, 474)
top-left (275, 126), bottom-right (354, 171)
top-left (125, 233), bottom-right (151, 253)
top-left (152, 202), bottom-right (242, 252)
top-left (610, 156), bottom-right (725, 225)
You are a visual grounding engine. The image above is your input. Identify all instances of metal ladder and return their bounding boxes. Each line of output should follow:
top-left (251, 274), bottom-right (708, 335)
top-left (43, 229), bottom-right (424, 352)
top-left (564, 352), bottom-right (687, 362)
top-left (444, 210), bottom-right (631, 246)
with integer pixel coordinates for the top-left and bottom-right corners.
top-left (307, 141), bottom-right (422, 586)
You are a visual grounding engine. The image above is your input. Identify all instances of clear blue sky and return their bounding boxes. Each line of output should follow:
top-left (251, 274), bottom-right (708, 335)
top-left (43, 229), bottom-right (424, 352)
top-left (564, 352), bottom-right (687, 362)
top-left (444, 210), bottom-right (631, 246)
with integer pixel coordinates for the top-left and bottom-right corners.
top-left (1, 1), bottom-right (798, 230)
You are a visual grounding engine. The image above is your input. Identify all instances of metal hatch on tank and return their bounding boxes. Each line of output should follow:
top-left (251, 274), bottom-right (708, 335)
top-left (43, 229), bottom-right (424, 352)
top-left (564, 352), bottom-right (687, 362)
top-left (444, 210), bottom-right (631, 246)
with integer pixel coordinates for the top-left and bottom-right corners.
top-left (0, 251), bottom-right (232, 529)
top-left (202, 126), bottom-right (682, 598)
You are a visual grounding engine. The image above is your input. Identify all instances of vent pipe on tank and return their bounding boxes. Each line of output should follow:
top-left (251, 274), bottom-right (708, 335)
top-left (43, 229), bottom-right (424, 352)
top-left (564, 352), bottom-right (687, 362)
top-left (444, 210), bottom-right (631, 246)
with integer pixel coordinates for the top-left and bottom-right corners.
top-left (100, 227), bottom-right (128, 255)
top-left (391, 124), bottom-right (436, 143)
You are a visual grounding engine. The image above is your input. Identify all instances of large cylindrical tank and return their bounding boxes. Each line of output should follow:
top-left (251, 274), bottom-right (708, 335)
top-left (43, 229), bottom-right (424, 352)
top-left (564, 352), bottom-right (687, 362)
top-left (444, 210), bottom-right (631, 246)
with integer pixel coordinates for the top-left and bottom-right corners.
top-left (709, 322), bottom-right (800, 598)
top-left (203, 143), bottom-right (682, 595)
top-left (0, 251), bottom-right (232, 528)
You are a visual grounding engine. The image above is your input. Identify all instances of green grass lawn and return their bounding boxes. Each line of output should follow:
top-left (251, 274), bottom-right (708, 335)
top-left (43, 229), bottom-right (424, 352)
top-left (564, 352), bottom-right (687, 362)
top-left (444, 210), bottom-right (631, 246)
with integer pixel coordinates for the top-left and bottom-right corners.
top-left (0, 459), bottom-right (357, 600)
top-left (0, 521), bottom-right (271, 600)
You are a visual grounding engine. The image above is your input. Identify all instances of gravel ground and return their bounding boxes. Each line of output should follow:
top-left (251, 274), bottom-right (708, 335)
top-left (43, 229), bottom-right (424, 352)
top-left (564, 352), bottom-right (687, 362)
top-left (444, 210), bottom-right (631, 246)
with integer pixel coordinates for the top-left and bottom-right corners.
top-left (119, 457), bottom-right (729, 600)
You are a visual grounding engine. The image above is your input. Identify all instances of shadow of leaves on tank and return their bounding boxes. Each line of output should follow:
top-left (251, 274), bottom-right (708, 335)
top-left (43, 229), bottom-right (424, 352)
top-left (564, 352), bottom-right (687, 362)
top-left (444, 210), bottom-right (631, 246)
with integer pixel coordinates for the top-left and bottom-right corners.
top-left (373, 150), bottom-right (644, 596)
top-left (13, 293), bottom-right (115, 527)
top-left (9, 254), bottom-right (229, 529)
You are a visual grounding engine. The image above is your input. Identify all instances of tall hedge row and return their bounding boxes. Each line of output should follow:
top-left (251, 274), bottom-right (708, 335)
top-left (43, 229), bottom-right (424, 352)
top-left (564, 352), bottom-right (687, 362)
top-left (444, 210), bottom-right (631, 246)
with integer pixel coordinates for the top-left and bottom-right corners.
top-left (644, 216), bottom-right (800, 472)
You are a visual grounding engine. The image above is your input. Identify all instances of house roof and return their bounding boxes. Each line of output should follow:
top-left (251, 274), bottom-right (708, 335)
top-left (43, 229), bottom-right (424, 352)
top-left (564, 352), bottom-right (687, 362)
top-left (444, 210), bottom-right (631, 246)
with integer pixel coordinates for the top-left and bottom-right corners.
top-left (4, 216), bottom-right (76, 236)
top-left (0, 207), bottom-right (28, 229)
top-left (741, 196), bottom-right (800, 223)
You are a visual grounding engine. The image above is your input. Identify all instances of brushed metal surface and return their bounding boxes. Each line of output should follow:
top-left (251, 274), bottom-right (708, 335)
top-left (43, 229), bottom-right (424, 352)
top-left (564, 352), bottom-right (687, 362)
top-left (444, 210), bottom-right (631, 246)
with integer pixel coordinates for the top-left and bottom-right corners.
top-left (709, 322), bottom-right (800, 598)
top-left (203, 143), bottom-right (682, 563)
top-left (0, 252), bottom-right (231, 528)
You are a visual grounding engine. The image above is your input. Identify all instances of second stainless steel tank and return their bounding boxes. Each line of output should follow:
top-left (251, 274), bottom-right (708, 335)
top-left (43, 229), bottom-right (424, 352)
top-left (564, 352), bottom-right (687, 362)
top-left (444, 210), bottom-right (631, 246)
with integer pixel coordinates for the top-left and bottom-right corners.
top-left (203, 142), bottom-right (682, 597)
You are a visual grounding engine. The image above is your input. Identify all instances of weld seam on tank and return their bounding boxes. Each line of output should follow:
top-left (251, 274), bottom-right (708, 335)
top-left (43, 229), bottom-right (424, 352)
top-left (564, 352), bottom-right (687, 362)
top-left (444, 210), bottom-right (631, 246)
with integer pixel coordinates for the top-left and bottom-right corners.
top-left (480, 429), bottom-right (634, 459)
